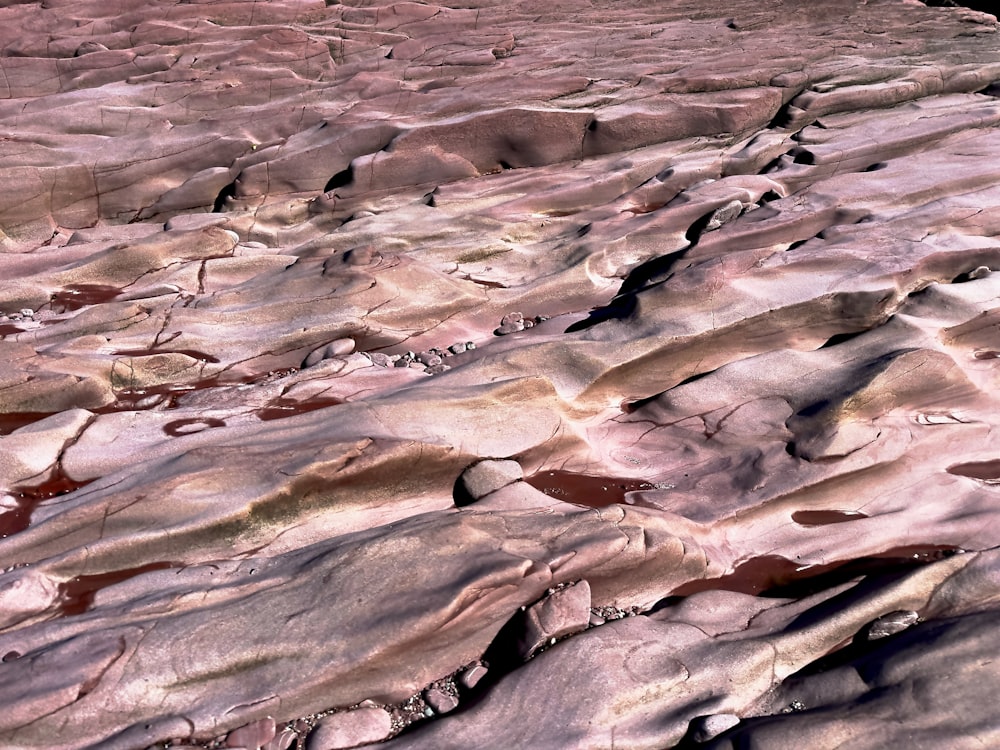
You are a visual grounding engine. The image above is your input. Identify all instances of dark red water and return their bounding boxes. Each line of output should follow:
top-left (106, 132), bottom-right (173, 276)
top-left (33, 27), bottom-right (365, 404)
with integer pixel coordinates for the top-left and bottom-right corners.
top-left (114, 348), bottom-right (221, 363)
top-left (59, 561), bottom-right (180, 616)
top-left (1, 472), bottom-right (93, 538)
top-left (50, 284), bottom-right (123, 312)
top-left (0, 412), bottom-right (57, 436)
top-left (524, 470), bottom-right (655, 507)
top-left (792, 509), bottom-right (869, 526)
top-left (671, 545), bottom-right (963, 598)
top-left (256, 396), bottom-right (344, 421)
top-left (947, 460), bottom-right (1000, 480)
top-left (162, 417), bottom-right (226, 436)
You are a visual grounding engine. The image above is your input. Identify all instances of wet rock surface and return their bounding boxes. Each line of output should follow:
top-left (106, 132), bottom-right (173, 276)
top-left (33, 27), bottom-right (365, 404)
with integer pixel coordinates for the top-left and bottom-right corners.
top-left (1, 0), bottom-right (1000, 748)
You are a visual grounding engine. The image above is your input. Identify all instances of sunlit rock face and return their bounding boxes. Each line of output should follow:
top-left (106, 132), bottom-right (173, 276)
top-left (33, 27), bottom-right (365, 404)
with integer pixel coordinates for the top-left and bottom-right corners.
top-left (2, 1), bottom-right (1000, 748)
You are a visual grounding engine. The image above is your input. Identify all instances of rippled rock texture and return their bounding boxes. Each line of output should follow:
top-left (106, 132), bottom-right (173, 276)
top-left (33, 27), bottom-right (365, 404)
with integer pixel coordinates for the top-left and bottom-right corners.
top-left (2, 0), bottom-right (1000, 748)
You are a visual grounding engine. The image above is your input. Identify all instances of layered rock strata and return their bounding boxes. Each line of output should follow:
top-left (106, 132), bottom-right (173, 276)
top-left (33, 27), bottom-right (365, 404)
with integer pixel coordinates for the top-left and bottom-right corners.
top-left (2, 0), bottom-right (1000, 748)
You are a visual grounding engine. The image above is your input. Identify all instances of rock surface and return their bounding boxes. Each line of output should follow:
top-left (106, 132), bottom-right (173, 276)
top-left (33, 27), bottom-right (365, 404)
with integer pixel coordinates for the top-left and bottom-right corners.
top-left (1, 0), bottom-right (1000, 748)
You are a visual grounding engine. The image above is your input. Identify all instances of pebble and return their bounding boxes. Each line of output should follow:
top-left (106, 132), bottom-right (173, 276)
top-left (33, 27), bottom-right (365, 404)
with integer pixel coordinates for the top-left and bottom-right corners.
top-left (306, 708), bottom-right (392, 750)
top-left (689, 713), bottom-right (741, 742)
top-left (495, 311), bottom-right (525, 335)
top-left (262, 728), bottom-right (298, 750)
top-left (704, 199), bottom-right (744, 231)
top-left (425, 363), bottom-right (450, 374)
top-left (459, 663), bottom-right (488, 690)
top-left (305, 339), bottom-right (356, 366)
top-left (365, 352), bottom-right (392, 367)
top-left (865, 610), bottom-right (919, 640)
top-left (225, 716), bottom-right (276, 749)
top-left (519, 580), bottom-right (592, 659)
top-left (423, 686), bottom-right (459, 714)
top-left (448, 342), bottom-right (467, 354)
top-left (416, 352), bottom-right (442, 367)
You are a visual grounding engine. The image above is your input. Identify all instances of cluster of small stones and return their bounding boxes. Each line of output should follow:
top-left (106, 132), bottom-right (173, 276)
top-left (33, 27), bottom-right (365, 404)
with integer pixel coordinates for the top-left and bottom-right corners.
top-left (493, 312), bottom-right (548, 336)
top-left (363, 342), bottom-right (476, 374)
top-left (0, 309), bottom-right (38, 329)
top-left (589, 604), bottom-right (643, 625)
top-left (151, 662), bottom-right (492, 750)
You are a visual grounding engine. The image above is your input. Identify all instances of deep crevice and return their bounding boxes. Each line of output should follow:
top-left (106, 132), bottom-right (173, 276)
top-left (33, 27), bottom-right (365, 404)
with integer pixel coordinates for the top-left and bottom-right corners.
top-left (324, 164), bottom-right (354, 193)
top-left (212, 180), bottom-right (237, 213)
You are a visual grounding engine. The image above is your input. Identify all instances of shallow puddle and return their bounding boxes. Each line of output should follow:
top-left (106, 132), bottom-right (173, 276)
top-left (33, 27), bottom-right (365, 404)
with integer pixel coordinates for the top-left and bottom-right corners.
top-left (0, 412), bottom-right (58, 436)
top-left (256, 396), bottom-right (344, 421)
top-left (792, 509), bottom-right (869, 526)
top-left (162, 417), bottom-right (226, 436)
top-left (670, 545), bottom-right (963, 598)
top-left (114, 347), bottom-right (221, 363)
top-left (1, 472), bottom-right (93, 538)
top-left (50, 284), bottom-right (123, 312)
top-left (947, 459), bottom-right (1000, 481)
top-left (59, 562), bottom-right (180, 616)
top-left (524, 470), bottom-right (656, 507)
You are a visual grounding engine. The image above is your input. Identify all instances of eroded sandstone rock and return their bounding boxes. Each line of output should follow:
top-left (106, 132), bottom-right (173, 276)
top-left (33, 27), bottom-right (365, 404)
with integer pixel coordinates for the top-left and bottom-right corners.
top-left (1, 0), bottom-right (999, 747)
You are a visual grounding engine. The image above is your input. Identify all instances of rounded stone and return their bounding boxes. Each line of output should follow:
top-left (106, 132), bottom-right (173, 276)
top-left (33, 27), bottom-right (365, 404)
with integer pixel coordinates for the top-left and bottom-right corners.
top-left (865, 610), bottom-right (919, 640)
top-left (226, 716), bottom-right (276, 749)
top-left (689, 713), bottom-right (741, 742)
top-left (423, 686), bottom-right (459, 714)
top-left (459, 664), bottom-right (488, 690)
top-left (306, 708), bottom-right (392, 750)
top-left (460, 459), bottom-right (524, 501)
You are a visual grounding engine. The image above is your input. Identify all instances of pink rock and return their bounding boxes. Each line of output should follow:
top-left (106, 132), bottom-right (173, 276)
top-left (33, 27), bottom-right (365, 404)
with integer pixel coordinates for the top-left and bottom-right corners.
top-left (306, 708), bottom-right (392, 750)
top-left (519, 580), bottom-right (593, 659)
top-left (226, 716), bottom-right (276, 749)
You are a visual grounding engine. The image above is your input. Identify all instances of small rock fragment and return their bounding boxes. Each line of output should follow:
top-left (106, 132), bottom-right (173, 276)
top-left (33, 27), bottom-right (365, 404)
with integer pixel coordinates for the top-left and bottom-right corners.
top-left (704, 199), bottom-right (744, 231)
top-left (865, 610), bottom-right (919, 640)
top-left (689, 713), bottom-right (741, 742)
top-left (459, 664), bottom-right (488, 690)
top-left (262, 728), bottom-right (298, 750)
top-left (305, 339), bottom-right (356, 366)
top-left (448, 342), bottom-right (467, 354)
top-left (519, 580), bottom-right (592, 659)
top-left (365, 352), bottom-right (392, 367)
top-left (423, 686), bottom-right (459, 714)
top-left (495, 312), bottom-right (525, 335)
top-left (307, 708), bottom-right (392, 750)
top-left (416, 352), bottom-right (442, 367)
top-left (226, 716), bottom-right (276, 749)
top-left (460, 459), bottom-right (524, 501)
